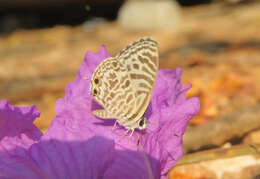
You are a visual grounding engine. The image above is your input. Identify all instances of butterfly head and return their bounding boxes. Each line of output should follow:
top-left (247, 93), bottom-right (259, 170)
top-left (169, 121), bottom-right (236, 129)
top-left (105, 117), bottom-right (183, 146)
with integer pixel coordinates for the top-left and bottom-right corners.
top-left (90, 74), bottom-right (101, 95)
top-left (90, 70), bottom-right (111, 107)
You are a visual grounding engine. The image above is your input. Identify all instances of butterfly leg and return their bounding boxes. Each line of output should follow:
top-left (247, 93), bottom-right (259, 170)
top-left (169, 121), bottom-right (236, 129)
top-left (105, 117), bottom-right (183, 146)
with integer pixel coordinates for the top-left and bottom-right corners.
top-left (124, 128), bottom-right (130, 135)
top-left (124, 128), bottom-right (135, 137)
top-left (112, 120), bottom-right (118, 131)
top-left (129, 129), bottom-right (135, 137)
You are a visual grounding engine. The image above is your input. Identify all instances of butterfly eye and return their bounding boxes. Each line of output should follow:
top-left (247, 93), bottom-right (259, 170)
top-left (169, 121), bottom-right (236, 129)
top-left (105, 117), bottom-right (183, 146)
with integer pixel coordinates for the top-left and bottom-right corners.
top-left (93, 76), bottom-right (101, 86)
top-left (94, 78), bottom-right (99, 84)
top-left (92, 88), bottom-right (100, 96)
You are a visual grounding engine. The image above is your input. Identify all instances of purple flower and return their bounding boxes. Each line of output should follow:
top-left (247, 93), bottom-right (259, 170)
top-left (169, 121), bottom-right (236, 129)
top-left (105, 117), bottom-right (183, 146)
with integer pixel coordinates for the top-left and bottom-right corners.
top-left (0, 45), bottom-right (200, 179)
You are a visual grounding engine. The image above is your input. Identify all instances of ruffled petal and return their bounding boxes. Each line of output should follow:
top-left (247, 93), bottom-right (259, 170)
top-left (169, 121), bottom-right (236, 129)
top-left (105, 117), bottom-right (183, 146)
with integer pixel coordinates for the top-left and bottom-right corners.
top-left (140, 69), bottom-right (200, 176)
top-left (0, 100), bottom-right (42, 141)
top-left (0, 100), bottom-right (44, 178)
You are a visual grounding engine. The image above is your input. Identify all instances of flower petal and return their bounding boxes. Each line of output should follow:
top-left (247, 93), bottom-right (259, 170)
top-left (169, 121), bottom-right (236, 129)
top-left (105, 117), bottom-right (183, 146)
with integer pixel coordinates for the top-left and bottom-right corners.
top-left (0, 100), bottom-right (42, 142)
top-left (0, 137), bottom-right (46, 178)
top-left (0, 135), bottom-right (115, 178)
top-left (29, 136), bottom-right (115, 178)
top-left (140, 69), bottom-right (200, 176)
top-left (104, 149), bottom-right (160, 179)
top-left (0, 100), bottom-right (44, 178)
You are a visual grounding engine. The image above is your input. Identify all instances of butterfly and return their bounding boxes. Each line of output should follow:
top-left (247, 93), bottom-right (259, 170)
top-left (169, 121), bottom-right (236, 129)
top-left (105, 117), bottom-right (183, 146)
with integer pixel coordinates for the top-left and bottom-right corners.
top-left (90, 37), bottom-right (159, 136)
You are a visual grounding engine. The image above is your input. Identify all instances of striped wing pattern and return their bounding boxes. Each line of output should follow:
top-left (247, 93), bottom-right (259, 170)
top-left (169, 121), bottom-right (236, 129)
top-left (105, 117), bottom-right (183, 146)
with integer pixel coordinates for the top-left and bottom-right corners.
top-left (90, 58), bottom-right (136, 121)
top-left (115, 38), bottom-right (159, 126)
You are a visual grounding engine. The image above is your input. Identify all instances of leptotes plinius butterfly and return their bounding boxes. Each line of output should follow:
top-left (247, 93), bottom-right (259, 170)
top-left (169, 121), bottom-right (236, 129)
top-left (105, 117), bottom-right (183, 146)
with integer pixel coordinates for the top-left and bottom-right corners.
top-left (90, 37), bottom-right (159, 136)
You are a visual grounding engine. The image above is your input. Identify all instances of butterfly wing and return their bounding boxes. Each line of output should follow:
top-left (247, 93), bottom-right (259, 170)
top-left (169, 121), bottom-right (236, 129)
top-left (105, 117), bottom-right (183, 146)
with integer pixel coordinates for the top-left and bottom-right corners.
top-left (92, 109), bottom-right (115, 119)
top-left (90, 57), bottom-right (136, 121)
top-left (115, 37), bottom-right (159, 121)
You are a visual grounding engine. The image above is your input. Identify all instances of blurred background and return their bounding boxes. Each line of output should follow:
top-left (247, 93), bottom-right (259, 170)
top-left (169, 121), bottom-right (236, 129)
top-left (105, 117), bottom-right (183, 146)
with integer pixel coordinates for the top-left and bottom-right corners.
top-left (0, 0), bottom-right (260, 178)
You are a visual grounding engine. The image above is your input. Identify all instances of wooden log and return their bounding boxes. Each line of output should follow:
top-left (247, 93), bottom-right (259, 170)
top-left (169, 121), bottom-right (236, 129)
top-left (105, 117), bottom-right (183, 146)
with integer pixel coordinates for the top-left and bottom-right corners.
top-left (178, 143), bottom-right (260, 166)
top-left (183, 105), bottom-right (260, 152)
